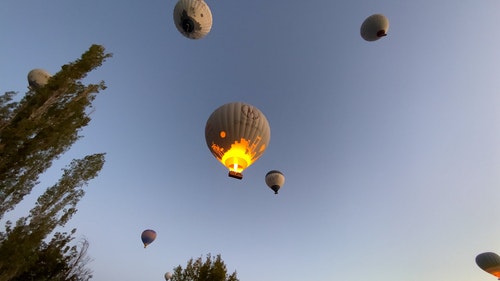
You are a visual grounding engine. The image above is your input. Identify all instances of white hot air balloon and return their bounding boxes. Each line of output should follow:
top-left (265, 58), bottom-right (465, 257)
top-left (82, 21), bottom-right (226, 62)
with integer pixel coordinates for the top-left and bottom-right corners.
top-left (165, 272), bottom-right (173, 281)
top-left (173, 0), bottom-right (213, 39)
top-left (360, 14), bottom-right (389, 42)
top-left (205, 102), bottom-right (271, 179)
top-left (27, 68), bottom-right (52, 89)
top-left (265, 170), bottom-right (285, 194)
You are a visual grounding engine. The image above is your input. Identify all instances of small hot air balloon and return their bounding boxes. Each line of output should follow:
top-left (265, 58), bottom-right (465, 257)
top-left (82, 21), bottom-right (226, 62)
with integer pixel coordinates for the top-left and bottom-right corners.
top-left (476, 252), bottom-right (500, 279)
top-left (141, 229), bottom-right (157, 248)
top-left (165, 272), bottom-right (173, 281)
top-left (173, 0), bottom-right (213, 39)
top-left (27, 68), bottom-right (51, 89)
top-left (360, 14), bottom-right (389, 41)
top-left (205, 102), bottom-right (271, 179)
top-left (265, 170), bottom-right (285, 194)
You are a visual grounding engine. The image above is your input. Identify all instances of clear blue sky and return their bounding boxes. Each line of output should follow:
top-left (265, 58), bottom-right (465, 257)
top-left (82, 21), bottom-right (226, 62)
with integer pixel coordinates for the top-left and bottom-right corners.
top-left (2, 0), bottom-right (500, 280)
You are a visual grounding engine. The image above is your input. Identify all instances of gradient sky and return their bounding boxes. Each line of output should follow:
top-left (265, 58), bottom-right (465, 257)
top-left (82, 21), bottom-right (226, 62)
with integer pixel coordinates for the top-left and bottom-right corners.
top-left (2, 1), bottom-right (500, 280)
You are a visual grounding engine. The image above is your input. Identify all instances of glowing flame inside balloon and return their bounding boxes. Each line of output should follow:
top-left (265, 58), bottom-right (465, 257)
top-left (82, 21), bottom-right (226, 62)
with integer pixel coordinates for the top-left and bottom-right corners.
top-left (220, 139), bottom-right (253, 173)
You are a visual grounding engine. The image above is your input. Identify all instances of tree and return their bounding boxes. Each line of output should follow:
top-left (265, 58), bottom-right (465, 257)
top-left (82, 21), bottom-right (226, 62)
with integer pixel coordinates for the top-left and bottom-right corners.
top-left (170, 254), bottom-right (239, 281)
top-left (0, 44), bottom-right (111, 219)
top-left (0, 44), bottom-right (111, 281)
top-left (9, 232), bottom-right (93, 281)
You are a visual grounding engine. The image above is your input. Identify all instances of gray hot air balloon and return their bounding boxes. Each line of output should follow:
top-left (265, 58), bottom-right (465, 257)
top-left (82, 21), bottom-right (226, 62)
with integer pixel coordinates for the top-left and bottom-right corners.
top-left (205, 102), bottom-right (271, 179)
top-left (173, 0), bottom-right (213, 39)
top-left (360, 14), bottom-right (389, 41)
top-left (165, 272), bottom-right (173, 281)
top-left (476, 252), bottom-right (500, 279)
top-left (265, 170), bottom-right (285, 194)
top-left (27, 68), bottom-right (52, 89)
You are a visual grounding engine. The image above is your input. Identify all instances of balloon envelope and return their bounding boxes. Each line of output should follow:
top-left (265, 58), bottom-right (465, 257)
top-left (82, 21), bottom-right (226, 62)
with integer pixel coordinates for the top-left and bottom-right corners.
top-left (27, 68), bottom-right (51, 89)
top-left (476, 252), bottom-right (500, 279)
top-left (173, 0), bottom-right (213, 39)
top-left (141, 229), bottom-right (157, 248)
top-left (205, 102), bottom-right (271, 179)
top-left (360, 14), bottom-right (389, 41)
top-left (265, 170), bottom-right (285, 194)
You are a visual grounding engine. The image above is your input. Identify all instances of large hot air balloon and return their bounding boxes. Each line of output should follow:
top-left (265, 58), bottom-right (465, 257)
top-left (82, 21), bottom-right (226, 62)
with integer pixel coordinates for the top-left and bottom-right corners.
top-left (476, 252), bottom-right (500, 279)
top-left (141, 229), bottom-right (157, 248)
top-left (205, 102), bottom-right (271, 179)
top-left (173, 0), bottom-right (213, 39)
top-left (27, 68), bottom-right (51, 89)
top-left (165, 272), bottom-right (173, 281)
top-left (360, 14), bottom-right (389, 41)
top-left (265, 170), bottom-right (285, 194)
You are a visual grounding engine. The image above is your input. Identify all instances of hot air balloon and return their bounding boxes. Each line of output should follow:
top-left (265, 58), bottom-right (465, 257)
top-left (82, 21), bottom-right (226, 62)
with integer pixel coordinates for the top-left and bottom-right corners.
top-left (360, 14), bottom-right (389, 41)
top-left (27, 68), bottom-right (51, 89)
top-left (265, 170), bottom-right (285, 194)
top-left (476, 252), bottom-right (500, 279)
top-left (165, 272), bottom-right (173, 281)
top-left (205, 102), bottom-right (271, 179)
top-left (173, 0), bottom-right (213, 39)
top-left (141, 229), bottom-right (157, 248)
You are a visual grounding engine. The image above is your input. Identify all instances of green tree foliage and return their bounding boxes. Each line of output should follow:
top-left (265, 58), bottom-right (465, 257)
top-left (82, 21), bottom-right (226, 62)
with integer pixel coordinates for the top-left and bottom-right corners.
top-left (0, 44), bottom-right (111, 219)
top-left (9, 231), bottom-right (93, 281)
top-left (170, 254), bottom-right (239, 281)
top-left (0, 44), bottom-right (111, 281)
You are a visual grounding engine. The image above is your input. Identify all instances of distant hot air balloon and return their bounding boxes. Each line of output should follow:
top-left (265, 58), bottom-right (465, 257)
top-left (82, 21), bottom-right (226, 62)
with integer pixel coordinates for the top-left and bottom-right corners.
top-left (205, 102), bottom-right (271, 179)
top-left (173, 0), bottom-right (213, 39)
top-left (141, 229), bottom-right (157, 248)
top-left (360, 14), bottom-right (389, 41)
top-left (476, 252), bottom-right (500, 279)
top-left (265, 170), bottom-right (285, 194)
top-left (165, 272), bottom-right (173, 281)
top-left (27, 68), bottom-right (52, 89)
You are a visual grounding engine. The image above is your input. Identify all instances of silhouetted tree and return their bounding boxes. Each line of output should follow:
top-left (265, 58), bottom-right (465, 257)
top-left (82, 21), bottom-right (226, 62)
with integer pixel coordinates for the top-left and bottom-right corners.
top-left (0, 44), bottom-right (111, 281)
top-left (170, 254), bottom-right (239, 281)
top-left (9, 231), bottom-right (93, 281)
